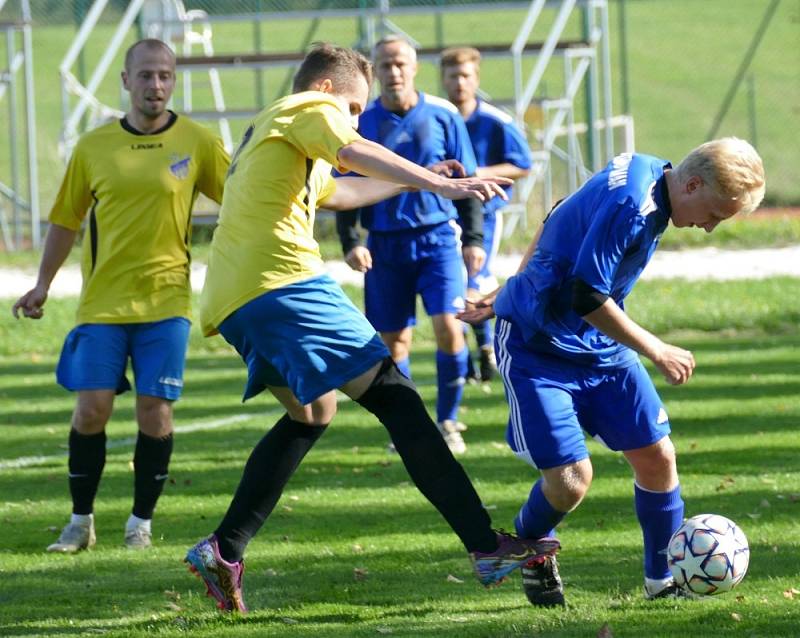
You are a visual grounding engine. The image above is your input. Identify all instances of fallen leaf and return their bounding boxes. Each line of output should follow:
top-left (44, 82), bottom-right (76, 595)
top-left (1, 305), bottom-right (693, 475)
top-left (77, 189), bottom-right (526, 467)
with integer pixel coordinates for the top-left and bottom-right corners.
top-left (783, 588), bottom-right (800, 599)
top-left (446, 574), bottom-right (464, 584)
top-left (354, 567), bottom-right (369, 581)
top-left (689, 442), bottom-right (698, 450)
top-left (352, 544), bottom-right (363, 554)
top-left (735, 595), bottom-right (745, 602)
top-left (165, 601), bottom-right (182, 612)
top-left (163, 590), bottom-right (180, 600)
top-left (597, 623), bottom-right (614, 638)
top-left (376, 627), bottom-right (393, 634)
top-left (731, 613), bottom-right (742, 622)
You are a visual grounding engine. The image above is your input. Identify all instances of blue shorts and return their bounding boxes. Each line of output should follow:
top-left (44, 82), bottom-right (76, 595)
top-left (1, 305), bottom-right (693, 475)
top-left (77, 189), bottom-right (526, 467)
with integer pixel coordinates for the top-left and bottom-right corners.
top-left (219, 274), bottom-right (390, 405)
top-left (56, 318), bottom-right (191, 400)
top-left (467, 210), bottom-right (502, 294)
top-left (365, 221), bottom-right (466, 332)
top-left (495, 318), bottom-right (671, 470)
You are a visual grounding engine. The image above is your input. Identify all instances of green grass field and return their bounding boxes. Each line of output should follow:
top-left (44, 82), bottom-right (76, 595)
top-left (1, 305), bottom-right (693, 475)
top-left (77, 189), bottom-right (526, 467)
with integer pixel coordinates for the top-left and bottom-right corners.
top-left (1, 279), bottom-right (799, 637)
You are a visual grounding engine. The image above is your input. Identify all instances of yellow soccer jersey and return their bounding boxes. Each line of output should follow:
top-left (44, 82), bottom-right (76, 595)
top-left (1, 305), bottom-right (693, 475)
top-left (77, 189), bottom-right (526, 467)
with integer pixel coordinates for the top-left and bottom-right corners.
top-left (50, 113), bottom-right (229, 324)
top-left (200, 91), bottom-right (361, 336)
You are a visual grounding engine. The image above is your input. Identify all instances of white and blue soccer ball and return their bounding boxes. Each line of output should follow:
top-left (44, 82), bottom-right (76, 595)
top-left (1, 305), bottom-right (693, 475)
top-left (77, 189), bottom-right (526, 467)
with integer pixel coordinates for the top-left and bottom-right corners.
top-left (667, 514), bottom-right (750, 596)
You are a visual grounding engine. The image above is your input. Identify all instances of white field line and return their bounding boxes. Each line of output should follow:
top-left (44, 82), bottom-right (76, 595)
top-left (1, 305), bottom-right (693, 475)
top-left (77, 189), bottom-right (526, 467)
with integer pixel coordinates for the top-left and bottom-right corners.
top-left (0, 409), bottom-right (280, 471)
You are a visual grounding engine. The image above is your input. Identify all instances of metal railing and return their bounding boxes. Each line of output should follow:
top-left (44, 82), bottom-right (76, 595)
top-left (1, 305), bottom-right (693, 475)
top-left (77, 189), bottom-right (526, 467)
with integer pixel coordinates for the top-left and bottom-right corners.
top-left (0, 0), bottom-right (39, 249)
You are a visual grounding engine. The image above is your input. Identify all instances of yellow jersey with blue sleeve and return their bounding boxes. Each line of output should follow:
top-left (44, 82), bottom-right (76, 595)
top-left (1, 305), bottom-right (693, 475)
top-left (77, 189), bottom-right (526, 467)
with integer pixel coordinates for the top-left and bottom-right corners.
top-left (49, 112), bottom-right (229, 325)
top-left (200, 91), bottom-right (361, 336)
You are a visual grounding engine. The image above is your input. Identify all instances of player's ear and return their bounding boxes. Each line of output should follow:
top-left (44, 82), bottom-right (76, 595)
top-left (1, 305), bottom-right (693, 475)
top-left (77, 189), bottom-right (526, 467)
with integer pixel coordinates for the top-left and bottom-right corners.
top-left (121, 70), bottom-right (130, 90)
top-left (685, 175), bottom-right (703, 194)
top-left (314, 78), bottom-right (334, 94)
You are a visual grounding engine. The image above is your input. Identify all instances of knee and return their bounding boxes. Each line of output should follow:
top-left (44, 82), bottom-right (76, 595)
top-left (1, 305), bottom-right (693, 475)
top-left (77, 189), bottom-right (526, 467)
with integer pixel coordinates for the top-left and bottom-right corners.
top-left (542, 461), bottom-right (593, 512)
top-left (137, 397), bottom-right (174, 438)
top-left (73, 399), bottom-right (112, 434)
top-left (286, 397), bottom-right (336, 426)
top-left (630, 438), bottom-right (678, 490)
top-left (432, 317), bottom-right (464, 353)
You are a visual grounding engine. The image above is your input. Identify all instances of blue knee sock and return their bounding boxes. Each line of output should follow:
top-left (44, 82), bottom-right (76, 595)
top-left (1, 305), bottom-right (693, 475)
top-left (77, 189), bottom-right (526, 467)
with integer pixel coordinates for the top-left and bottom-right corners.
top-left (515, 479), bottom-right (566, 539)
top-left (435, 347), bottom-right (468, 423)
top-left (634, 483), bottom-right (684, 580)
top-left (395, 356), bottom-right (411, 380)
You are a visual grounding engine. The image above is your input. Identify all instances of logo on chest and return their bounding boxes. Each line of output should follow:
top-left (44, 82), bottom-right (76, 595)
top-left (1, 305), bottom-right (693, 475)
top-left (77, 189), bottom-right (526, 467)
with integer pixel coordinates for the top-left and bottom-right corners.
top-left (169, 154), bottom-right (191, 180)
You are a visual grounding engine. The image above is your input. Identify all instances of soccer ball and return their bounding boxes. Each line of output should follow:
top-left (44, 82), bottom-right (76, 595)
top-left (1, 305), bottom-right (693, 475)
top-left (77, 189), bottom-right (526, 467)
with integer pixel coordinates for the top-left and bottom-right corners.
top-left (667, 514), bottom-right (749, 595)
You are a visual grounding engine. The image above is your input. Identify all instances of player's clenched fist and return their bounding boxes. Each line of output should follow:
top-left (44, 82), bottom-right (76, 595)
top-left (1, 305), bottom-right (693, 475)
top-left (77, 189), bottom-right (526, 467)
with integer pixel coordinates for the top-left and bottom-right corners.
top-left (12, 284), bottom-right (48, 320)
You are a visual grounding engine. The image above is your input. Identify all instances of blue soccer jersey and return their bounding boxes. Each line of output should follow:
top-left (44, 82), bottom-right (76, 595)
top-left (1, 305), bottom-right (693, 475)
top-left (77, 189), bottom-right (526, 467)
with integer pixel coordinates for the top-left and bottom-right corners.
top-left (355, 92), bottom-right (478, 231)
top-left (494, 153), bottom-right (672, 368)
top-left (465, 100), bottom-right (532, 216)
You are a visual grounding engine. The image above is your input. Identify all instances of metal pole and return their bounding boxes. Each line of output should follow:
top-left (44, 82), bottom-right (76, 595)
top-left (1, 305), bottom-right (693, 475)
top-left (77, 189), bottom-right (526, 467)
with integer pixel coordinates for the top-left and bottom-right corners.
top-left (7, 27), bottom-right (20, 248)
top-left (582, 3), bottom-right (600, 170)
top-left (600, 0), bottom-right (613, 159)
top-left (253, 0), bottom-right (264, 108)
top-left (706, 0), bottom-right (780, 140)
top-left (22, 0), bottom-right (39, 248)
top-left (617, 0), bottom-right (629, 113)
top-left (747, 74), bottom-right (758, 150)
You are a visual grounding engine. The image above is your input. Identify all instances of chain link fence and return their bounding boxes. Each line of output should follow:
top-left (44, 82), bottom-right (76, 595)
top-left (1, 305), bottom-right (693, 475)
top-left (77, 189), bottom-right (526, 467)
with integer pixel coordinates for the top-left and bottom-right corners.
top-left (1, 0), bottom-right (797, 248)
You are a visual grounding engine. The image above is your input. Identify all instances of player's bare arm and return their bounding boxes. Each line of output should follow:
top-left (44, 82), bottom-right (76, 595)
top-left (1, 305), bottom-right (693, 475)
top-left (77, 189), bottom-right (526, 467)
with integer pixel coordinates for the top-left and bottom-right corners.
top-left (581, 299), bottom-right (696, 385)
top-left (475, 162), bottom-right (530, 180)
top-left (12, 223), bottom-right (77, 319)
top-left (323, 176), bottom-right (409, 210)
top-left (337, 138), bottom-right (511, 202)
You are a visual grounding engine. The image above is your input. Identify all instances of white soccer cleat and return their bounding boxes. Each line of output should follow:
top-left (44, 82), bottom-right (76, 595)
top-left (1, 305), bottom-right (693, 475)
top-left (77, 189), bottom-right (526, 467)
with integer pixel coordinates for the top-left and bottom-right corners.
top-left (124, 524), bottom-right (152, 550)
top-left (437, 420), bottom-right (467, 455)
top-left (47, 519), bottom-right (96, 553)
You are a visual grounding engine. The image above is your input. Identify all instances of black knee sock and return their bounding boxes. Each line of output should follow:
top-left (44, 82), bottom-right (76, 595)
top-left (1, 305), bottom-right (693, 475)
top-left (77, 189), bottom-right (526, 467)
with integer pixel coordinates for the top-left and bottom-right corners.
top-left (68, 429), bottom-right (107, 516)
top-left (215, 414), bottom-right (326, 563)
top-left (356, 358), bottom-right (497, 553)
top-left (132, 431), bottom-right (174, 520)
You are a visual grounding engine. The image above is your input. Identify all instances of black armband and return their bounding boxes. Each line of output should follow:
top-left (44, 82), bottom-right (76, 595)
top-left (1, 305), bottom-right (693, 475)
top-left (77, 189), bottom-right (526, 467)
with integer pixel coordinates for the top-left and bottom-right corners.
top-left (336, 209), bottom-right (362, 255)
top-left (572, 278), bottom-right (609, 316)
top-left (454, 198), bottom-right (484, 248)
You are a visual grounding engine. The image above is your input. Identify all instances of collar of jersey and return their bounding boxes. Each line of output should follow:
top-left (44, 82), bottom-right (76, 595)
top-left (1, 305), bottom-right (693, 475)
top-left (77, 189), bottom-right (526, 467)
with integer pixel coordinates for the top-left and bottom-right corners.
top-left (120, 110), bottom-right (178, 136)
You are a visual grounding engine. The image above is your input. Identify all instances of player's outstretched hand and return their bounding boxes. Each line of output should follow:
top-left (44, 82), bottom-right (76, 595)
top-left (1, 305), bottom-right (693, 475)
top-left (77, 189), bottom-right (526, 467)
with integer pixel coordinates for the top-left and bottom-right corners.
top-left (345, 246), bottom-right (373, 273)
top-left (457, 287), bottom-right (501, 324)
top-left (427, 159), bottom-right (466, 178)
top-left (436, 176), bottom-right (512, 202)
top-left (12, 284), bottom-right (48, 320)
top-left (652, 342), bottom-right (695, 385)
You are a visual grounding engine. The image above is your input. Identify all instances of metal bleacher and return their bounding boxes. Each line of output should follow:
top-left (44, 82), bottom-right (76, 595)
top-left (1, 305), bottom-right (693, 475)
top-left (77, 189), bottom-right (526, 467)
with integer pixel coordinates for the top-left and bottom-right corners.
top-left (59, 0), bottom-right (634, 233)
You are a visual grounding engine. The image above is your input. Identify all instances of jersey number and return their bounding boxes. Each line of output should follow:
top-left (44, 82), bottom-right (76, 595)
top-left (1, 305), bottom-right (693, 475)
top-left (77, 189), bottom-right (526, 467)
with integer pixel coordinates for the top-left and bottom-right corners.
top-left (226, 123), bottom-right (255, 180)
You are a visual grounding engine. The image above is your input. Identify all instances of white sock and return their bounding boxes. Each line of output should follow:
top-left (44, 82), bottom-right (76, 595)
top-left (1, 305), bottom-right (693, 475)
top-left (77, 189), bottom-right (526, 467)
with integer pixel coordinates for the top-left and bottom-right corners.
top-left (645, 576), bottom-right (674, 595)
top-left (126, 514), bottom-right (151, 533)
top-left (70, 513), bottom-right (93, 527)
